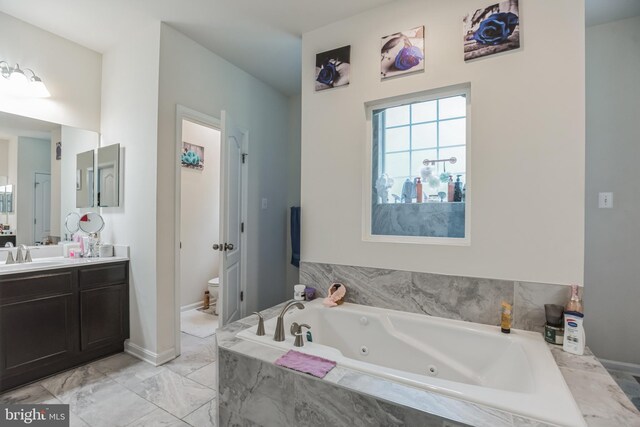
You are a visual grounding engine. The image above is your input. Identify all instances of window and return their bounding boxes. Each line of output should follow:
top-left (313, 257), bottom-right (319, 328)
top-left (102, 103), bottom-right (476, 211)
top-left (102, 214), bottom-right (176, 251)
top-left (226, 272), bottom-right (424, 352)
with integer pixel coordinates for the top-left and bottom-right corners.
top-left (368, 89), bottom-right (469, 242)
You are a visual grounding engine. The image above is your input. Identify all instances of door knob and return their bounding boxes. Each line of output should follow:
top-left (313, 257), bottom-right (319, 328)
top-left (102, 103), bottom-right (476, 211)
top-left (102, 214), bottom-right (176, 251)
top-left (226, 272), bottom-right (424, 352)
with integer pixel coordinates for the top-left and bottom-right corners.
top-left (224, 243), bottom-right (234, 251)
top-left (212, 243), bottom-right (222, 251)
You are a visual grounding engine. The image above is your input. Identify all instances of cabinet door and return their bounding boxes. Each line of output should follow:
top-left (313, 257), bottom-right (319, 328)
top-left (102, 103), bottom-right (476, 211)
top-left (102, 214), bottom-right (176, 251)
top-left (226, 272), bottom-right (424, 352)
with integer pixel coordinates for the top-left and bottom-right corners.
top-left (0, 294), bottom-right (76, 378)
top-left (80, 284), bottom-right (128, 351)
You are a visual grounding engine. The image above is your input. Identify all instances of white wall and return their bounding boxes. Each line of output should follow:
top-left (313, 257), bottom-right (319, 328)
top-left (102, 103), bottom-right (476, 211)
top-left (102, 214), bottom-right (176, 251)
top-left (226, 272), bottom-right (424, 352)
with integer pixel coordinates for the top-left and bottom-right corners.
top-left (0, 139), bottom-right (8, 176)
top-left (155, 24), bottom-right (291, 353)
top-left (100, 22), bottom-right (162, 357)
top-left (16, 137), bottom-right (51, 245)
top-left (584, 16), bottom-right (640, 365)
top-left (180, 120), bottom-right (221, 307)
top-left (301, 0), bottom-right (585, 285)
top-left (0, 12), bottom-right (101, 131)
top-left (59, 126), bottom-right (99, 234)
top-left (286, 94), bottom-right (302, 297)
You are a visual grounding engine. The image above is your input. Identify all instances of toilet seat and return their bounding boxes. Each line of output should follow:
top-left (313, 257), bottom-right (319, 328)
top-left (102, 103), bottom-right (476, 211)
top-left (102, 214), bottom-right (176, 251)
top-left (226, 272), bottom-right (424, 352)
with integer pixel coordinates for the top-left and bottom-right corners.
top-left (208, 277), bottom-right (220, 287)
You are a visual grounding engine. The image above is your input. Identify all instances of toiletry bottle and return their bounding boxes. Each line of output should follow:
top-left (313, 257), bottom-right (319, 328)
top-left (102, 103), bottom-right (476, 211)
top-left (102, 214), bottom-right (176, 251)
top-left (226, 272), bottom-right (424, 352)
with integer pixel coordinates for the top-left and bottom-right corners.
top-left (454, 175), bottom-right (463, 202)
top-left (447, 175), bottom-right (454, 202)
top-left (500, 301), bottom-right (512, 334)
top-left (203, 291), bottom-right (210, 310)
top-left (565, 284), bottom-right (583, 314)
top-left (563, 311), bottom-right (585, 355)
top-left (415, 178), bottom-right (423, 203)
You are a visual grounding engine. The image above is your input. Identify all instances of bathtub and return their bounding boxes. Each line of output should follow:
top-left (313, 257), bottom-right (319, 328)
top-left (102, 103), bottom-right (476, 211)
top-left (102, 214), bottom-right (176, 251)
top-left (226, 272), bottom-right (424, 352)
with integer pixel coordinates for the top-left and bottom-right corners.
top-left (237, 299), bottom-right (586, 427)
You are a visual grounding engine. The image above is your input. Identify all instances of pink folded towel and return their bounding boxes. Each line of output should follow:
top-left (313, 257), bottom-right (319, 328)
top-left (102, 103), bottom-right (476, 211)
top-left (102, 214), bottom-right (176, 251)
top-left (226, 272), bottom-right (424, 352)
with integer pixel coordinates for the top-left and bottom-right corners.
top-left (275, 350), bottom-right (336, 378)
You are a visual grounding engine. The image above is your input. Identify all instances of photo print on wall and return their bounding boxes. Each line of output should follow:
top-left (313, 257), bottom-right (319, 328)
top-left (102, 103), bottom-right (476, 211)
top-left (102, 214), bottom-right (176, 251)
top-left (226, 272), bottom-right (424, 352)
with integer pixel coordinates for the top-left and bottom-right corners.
top-left (380, 26), bottom-right (425, 80)
top-left (315, 45), bottom-right (351, 91)
top-left (181, 142), bottom-right (205, 170)
top-left (463, 0), bottom-right (520, 61)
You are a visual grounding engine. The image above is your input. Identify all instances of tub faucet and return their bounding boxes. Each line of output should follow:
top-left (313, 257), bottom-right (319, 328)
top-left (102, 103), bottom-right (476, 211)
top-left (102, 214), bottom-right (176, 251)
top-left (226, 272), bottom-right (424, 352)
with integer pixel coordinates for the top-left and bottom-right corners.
top-left (274, 300), bottom-right (304, 342)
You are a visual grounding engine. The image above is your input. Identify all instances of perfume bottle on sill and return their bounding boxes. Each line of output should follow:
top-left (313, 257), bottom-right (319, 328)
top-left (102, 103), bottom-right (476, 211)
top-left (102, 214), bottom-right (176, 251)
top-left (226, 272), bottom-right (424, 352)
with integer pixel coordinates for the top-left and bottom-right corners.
top-left (454, 175), bottom-right (463, 202)
top-left (448, 175), bottom-right (454, 202)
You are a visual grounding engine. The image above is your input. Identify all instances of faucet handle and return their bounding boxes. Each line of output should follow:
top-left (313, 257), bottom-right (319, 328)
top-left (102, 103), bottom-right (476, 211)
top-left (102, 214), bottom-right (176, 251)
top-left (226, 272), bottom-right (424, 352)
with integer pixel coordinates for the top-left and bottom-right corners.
top-left (253, 312), bottom-right (265, 336)
top-left (15, 246), bottom-right (24, 263)
top-left (4, 250), bottom-right (15, 265)
top-left (291, 323), bottom-right (311, 347)
top-left (25, 248), bottom-right (32, 263)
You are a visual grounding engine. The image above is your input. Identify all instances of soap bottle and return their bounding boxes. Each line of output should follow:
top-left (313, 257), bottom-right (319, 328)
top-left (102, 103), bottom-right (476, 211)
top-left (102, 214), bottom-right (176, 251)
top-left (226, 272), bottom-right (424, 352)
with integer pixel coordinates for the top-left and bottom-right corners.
top-left (447, 176), bottom-right (454, 202)
top-left (415, 178), bottom-right (423, 203)
top-left (565, 284), bottom-right (583, 314)
top-left (203, 291), bottom-right (210, 310)
top-left (500, 301), bottom-right (512, 334)
top-left (454, 175), bottom-right (463, 202)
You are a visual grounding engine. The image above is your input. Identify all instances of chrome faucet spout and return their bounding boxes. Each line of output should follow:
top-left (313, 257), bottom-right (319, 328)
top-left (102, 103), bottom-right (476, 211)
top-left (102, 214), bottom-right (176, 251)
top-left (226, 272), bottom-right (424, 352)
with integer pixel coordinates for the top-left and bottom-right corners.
top-left (273, 300), bottom-right (305, 342)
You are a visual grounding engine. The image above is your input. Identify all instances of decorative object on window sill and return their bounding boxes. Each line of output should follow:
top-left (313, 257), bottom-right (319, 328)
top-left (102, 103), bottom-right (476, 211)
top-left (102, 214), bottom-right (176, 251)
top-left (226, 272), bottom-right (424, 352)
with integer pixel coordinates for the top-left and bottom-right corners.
top-left (454, 175), bottom-right (464, 202)
top-left (463, 0), bottom-right (520, 62)
top-left (375, 173), bottom-right (395, 204)
top-left (380, 26), bottom-right (425, 80)
top-left (315, 45), bottom-right (351, 91)
top-left (448, 175), bottom-right (455, 202)
top-left (0, 61), bottom-right (50, 98)
top-left (401, 179), bottom-right (414, 203)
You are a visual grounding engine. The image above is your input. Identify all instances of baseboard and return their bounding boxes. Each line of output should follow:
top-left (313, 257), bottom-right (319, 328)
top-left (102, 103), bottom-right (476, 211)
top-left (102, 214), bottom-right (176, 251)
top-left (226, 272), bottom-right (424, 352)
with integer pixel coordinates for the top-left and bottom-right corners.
top-left (124, 340), bottom-right (176, 366)
top-left (181, 301), bottom-right (203, 312)
top-left (600, 358), bottom-right (640, 376)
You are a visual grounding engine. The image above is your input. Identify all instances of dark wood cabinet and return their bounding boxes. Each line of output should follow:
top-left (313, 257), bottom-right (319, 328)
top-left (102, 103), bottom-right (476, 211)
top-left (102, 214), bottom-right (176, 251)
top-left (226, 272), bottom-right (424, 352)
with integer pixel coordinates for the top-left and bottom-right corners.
top-left (0, 261), bottom-right (129, 392)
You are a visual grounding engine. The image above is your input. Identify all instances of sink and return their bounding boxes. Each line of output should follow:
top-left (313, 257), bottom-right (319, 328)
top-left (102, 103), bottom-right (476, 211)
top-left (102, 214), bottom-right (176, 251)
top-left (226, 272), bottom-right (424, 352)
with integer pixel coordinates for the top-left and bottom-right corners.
top-left (0, 259), bottom-right (72, 273)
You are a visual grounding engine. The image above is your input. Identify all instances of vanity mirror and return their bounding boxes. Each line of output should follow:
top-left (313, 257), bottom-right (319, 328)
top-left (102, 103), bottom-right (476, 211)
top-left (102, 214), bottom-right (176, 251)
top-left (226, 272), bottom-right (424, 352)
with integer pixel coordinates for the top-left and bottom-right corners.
top-left (97, 144), bottom-right (120, 207)
top-left (0, 111), bottom-right (99, 245)
top-left (76, 149), bottom-right (95, 208)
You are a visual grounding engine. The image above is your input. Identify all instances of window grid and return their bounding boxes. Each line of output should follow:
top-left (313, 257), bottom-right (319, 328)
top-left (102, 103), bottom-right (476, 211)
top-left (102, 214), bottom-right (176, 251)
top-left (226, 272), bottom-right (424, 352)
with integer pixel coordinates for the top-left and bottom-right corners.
top-left (382, 97), bottom-right (466, 192)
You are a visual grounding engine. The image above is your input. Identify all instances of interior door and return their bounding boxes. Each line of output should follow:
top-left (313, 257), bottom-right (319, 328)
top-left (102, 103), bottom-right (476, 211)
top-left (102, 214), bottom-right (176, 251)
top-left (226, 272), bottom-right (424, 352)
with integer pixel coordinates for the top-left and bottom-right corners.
top-left (219, 111), bottom-right (243, 325)
top-left (34, 173), bottom-right (51, 244)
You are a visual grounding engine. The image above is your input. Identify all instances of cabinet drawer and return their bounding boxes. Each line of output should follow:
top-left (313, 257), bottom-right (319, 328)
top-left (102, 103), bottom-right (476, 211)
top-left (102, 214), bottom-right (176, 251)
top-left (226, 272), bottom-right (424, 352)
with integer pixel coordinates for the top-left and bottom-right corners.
top-left (78, 262), bottom-right (128, 289)
top-left (0, 271), bottom-right (74, 305)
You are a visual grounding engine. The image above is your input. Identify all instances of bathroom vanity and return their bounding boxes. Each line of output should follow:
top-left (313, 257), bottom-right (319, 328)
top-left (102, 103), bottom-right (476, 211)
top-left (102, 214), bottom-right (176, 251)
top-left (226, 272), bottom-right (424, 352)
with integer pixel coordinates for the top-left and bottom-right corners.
top-left (0, 258), bottom-right (129, 392)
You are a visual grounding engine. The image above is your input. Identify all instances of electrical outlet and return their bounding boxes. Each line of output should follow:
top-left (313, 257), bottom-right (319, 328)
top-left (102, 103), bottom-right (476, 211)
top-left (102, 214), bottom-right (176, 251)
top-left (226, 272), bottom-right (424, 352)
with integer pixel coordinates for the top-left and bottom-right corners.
top-left (598, 192), bottom-right (613, 209)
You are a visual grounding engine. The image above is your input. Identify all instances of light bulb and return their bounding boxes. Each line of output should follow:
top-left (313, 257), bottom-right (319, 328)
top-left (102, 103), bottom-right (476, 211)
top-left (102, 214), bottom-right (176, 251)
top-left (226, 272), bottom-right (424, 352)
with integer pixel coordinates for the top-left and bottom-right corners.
top-left (30, 76), bottom-right (50, 98)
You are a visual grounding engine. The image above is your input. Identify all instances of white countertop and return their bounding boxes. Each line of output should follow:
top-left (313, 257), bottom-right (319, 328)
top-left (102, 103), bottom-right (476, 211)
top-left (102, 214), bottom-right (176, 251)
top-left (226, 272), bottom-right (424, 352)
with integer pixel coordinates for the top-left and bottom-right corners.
top-left (0, 256), bottom-right (129, 276)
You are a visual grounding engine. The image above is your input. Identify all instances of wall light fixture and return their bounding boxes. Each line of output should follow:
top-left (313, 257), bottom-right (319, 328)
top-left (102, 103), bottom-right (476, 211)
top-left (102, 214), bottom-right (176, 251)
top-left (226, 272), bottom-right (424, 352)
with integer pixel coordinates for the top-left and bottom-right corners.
top-left (0, 61), bottom-right (51, 98)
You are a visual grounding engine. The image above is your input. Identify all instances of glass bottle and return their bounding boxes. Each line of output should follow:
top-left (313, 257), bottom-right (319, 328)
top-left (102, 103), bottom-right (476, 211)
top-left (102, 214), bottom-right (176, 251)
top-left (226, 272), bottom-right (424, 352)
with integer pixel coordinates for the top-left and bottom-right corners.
top-left (565, 284), bottom-right (583, 314)
top-left (454, 175), bottom-right (463, 202)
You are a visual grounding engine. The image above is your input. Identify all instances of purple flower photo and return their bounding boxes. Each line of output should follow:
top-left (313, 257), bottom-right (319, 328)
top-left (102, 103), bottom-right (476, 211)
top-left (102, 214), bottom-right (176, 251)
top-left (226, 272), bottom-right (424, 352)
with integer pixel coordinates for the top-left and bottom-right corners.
top-left (380, 26), bottom-right (425, 80)
top-left (463, 0), bottom-right (520, 61)
top-left (315, 46), bottom-right (351, 91)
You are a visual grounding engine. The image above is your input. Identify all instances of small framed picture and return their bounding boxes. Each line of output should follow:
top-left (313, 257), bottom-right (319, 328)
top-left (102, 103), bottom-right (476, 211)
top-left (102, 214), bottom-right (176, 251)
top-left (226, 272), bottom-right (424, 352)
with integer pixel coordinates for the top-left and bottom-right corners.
top-left (380, 26), bottom-right (425, 80)
top-left (463, 0), bottom-right (520, 61)
top-left (182, 142), bottom-right (205, 170)
top-left (315, 45), bottom-right (351, 91)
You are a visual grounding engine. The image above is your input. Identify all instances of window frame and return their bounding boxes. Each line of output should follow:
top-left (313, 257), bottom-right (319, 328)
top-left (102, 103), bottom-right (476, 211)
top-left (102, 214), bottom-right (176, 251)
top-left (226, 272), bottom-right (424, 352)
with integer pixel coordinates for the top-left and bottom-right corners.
top-left (363, 84), bottom-right (471, 246)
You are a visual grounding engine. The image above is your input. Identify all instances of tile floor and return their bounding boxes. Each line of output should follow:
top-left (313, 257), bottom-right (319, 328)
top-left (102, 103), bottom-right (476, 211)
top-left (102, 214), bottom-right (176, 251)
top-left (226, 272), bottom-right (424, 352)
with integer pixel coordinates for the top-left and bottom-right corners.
top-left (607, 368), bottom-right (640, 412)
top-left (0, 332), bottom-right (218, 427)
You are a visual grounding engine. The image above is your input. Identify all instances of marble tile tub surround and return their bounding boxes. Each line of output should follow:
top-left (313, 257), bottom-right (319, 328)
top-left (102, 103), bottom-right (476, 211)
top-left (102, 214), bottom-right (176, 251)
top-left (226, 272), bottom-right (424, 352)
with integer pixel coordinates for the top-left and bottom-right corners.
top-left (217, 316), bottom-right (640, 427)
top-left (300, 261), bottom-right (575, 332)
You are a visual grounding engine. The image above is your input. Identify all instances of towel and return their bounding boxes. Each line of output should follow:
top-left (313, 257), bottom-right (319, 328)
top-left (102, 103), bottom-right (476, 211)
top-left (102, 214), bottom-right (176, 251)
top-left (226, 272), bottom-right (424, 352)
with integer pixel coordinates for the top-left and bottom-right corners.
top-left (275, 350), bottom-right (336, 378)
top-left (290, 206), bottom-right (301, 268)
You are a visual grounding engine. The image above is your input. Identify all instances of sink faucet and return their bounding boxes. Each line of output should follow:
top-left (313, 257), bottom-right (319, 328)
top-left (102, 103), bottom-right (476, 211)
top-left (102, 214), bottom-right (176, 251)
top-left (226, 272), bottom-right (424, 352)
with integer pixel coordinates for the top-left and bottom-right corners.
top-left (274, 300), bottom-right (304, 342)
top-left (16, 245), bottom-right (32, 263)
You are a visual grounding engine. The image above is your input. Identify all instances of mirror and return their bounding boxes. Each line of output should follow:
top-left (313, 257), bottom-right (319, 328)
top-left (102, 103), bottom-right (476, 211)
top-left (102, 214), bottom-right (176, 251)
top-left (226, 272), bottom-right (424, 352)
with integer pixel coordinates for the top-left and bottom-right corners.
top-left (0, 111), bottom-right (99, 245)
top-left (76, 150), bottom-right (95, 208)
top-left (97, 144), bottom-right (120, 207)
top-left (64, 212), bottom-right (80, 235)
top-left (79, 212), bottom-right (105, 234)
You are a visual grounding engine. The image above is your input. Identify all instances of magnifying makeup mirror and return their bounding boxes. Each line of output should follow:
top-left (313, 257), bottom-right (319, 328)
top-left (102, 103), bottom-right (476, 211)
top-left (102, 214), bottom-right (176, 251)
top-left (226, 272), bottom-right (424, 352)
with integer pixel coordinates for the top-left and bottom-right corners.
top-left (65, 212), bottom-right (81, 235)
top-left (78, 212), bottom-right (105, 234)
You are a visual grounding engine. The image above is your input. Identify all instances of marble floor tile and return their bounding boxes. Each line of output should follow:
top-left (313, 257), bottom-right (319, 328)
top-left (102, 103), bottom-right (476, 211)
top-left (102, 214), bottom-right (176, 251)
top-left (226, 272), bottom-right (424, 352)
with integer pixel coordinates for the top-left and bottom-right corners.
top-left (127, 408), bottom-right (190, 427)
top-left (182, 398), bottom-right (217, 427)
top-left (90, 352), bottom-right (166, 389)
top-left (165, 337), bottom-right (216, 377)
top-left (186, 362), bottom-right (217, 389)
top-left (40, 365), bottom-right (112, 404)
top-left (607, 369), bottom-right (640, 411)
top-left (129, 369), bottom-right (216, 418)
top-left (0, 383), bottom-right (57, 404)
top-left (70, 413), bottom-right (91, 427)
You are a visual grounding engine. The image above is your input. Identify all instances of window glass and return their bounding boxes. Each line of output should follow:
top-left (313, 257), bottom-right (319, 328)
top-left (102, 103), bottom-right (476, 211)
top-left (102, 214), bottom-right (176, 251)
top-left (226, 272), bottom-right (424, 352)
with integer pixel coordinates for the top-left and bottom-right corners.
top-left (371, 92), bottom-right (468, 240)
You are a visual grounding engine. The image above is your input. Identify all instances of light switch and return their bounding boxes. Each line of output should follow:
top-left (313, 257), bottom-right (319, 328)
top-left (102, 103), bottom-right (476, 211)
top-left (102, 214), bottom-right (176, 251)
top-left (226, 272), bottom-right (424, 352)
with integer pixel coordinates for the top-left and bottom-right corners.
top-left (261, 198), bottom-right (268, 210)
top-left (598, 192), bottom-right (613, 209)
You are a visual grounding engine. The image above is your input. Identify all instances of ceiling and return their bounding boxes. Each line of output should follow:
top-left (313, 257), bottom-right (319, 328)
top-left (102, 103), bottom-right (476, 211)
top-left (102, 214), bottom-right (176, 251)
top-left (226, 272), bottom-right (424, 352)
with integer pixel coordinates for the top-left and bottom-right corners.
top-left (0, 0), bottom-right (395, 96)
top-left (586, 0), bottom-right (640, 26)
top-left (1, 0), bottom-right (638, 95)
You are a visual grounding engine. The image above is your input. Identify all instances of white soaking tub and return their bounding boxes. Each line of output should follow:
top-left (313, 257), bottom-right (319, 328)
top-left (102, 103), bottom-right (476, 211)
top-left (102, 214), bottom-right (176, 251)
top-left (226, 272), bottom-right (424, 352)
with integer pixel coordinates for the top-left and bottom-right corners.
top-left (237, 299), bottom-right (586, 427)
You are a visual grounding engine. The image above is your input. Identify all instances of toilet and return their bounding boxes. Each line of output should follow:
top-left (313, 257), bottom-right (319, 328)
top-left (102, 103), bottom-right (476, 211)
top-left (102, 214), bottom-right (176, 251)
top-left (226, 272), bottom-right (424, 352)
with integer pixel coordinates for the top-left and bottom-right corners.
top-left (207, 277), bottom-right (220, 316)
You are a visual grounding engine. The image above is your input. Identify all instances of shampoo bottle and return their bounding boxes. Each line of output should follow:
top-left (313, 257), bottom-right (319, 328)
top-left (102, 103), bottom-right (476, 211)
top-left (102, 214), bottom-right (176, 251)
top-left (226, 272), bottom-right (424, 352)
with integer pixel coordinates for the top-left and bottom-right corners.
top-left (563, 311), bottom-right (585, 355)
top-left (500, 301), bottom-right (512, 334)
top-left (447, 176), bottom-right (454, 202)
top-left (415, 178), bottom-right (423, 203)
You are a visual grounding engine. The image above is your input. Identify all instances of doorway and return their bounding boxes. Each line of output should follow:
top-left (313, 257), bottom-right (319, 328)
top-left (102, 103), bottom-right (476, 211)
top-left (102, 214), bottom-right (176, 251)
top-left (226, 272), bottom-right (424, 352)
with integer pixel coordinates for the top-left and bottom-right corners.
top-left (33, 172), bottom-right (51, 244)
top-left (174, 106), bottom-right (248, 355)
